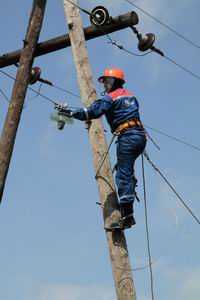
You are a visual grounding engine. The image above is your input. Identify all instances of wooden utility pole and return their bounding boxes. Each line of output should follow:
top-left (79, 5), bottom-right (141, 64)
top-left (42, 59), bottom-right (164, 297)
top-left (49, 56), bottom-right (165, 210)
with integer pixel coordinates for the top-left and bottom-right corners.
top-left (0, 0), bottom-right (47, 202)
top-left (63, 1), bottom-right (136, 299)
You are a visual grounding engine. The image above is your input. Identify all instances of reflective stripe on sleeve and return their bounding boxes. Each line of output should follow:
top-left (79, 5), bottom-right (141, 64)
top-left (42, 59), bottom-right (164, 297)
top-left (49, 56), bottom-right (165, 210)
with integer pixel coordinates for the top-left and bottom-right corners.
top-left (84, 108), bottom-right (89, 120)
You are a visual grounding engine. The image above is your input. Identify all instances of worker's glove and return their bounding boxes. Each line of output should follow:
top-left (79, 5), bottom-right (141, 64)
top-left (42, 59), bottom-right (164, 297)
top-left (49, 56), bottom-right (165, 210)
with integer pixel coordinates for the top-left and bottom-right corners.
top-left (55, 103), bottom-right (73, 118)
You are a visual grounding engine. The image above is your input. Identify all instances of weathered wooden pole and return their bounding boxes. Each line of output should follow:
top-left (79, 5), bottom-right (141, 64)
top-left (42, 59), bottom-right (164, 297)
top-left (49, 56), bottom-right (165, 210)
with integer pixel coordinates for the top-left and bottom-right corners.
top-left (63, 1), bottom-right (137, 299)
top-left (0, 0), bottom-right (47, 202)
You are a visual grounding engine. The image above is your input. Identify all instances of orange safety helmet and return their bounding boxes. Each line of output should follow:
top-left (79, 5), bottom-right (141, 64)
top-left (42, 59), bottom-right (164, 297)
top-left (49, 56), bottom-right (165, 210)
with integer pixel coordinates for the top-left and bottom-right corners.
top-left (98, 68), bottom-right (125, 84)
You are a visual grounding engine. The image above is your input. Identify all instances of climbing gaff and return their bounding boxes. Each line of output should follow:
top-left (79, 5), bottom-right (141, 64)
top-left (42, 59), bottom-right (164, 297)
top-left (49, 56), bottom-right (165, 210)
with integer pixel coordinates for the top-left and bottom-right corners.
top-left (90, 6), bottom-right (111, 27)
top-left (130, 26), bottom-right (164, 56)
top-left (50, 103), bottom-right (74, 130)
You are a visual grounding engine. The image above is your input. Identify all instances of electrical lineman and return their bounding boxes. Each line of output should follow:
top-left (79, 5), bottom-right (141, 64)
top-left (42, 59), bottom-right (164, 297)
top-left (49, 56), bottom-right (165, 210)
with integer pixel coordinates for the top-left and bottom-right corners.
top-left (61, 68), bottom-right (147, 229)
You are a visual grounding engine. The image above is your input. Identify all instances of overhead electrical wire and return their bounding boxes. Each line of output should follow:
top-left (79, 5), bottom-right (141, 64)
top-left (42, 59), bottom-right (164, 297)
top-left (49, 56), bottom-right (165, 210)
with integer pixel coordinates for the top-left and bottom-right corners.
top-left (1, 67), bottom-right (199, 155)
top-left (124, 0), bottom-right (200, 51)
top-left (144, 150), bottom-right (200, 225)
top-left (66, 0), bottom-right (153, 57)
top-left (0, 89), bottom-right (10, 103)
top-left (115, 157), bottom-right (180, 276)
top-left (0, 69), bottom-right (80, 109)
top-left (164, 55), bottom-right (200, 80)
top-left (0, 0), bottom-right (198, 282)
top-left (13, 62), bottom-right (81, 100)
top-left (144, 125), bottom-right (200, 152)
top-left (132, 170), bottom-right (179, 271)
top-left (66, 0), bottom-right (200, 82)
top-left (108, 39), bottom-right (200, 81)
top-left (51, 83), bottom-right (81, 99)
top-left (107, 39), bottom-right (153, 57)
top-left (141, 154), bottom-right (155, 300)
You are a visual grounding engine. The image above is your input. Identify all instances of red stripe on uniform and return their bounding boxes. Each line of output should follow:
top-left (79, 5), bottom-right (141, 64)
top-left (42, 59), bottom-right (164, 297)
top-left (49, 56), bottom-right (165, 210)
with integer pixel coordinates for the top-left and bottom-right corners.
top-left (108, 88), bottom-right (134, 101)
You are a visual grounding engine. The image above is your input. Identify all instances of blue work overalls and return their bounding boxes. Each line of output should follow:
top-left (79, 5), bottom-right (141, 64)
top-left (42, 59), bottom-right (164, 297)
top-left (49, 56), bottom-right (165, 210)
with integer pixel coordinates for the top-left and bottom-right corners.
top-left (73, 88), bottom-right (147, 204)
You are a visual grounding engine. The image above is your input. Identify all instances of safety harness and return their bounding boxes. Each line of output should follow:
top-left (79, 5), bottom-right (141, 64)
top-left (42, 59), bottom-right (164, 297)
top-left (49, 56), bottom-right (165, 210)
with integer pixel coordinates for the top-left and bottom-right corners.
top-left (115, 119), bottom-right (143, 134)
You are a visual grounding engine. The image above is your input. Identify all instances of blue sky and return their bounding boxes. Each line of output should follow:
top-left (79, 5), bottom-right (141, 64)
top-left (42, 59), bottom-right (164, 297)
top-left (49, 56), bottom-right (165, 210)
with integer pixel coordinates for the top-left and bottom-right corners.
top-left (0, 1), bottom-right (200, 299)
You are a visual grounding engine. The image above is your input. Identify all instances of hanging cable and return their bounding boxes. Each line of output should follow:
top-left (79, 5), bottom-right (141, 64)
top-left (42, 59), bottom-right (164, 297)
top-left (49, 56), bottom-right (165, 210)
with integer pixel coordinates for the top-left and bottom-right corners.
top-left (115, 158), bottom-right (180, 274)
top-left (132, 205), bottom-right (178, 272)
top-left (144, 125), bottom-right (200, 152)
top-left (164, 55), bottom-right (200, 80)
top-left (122, 31), bottom-right (200, 82)
top-left (95, 133), bottom-right (117, 179)
top-left (144, 150), bottom-right (200, 225)
top-left (0, 69), bottom-right (56, 105)
top-left (145, 129), bottom-right (161, 150)
top-left (55, 1), bottom-right (200, 82)
top-left (65, 0), bottom-right (92, 16)
top-left (101, 14), bottom-right (200, 81)
top-left (66, 0), bottom-right (153, 57)
top-left (112, 38), bottom-right (200, 82)
top-left (0, 89), bottom-right (10, 103)
top-left (107, 39), bottom-right (153, 57)
top-left (2, 66), bottom-right (199, 155)
top-left (0, 69), bottom-right (80, 109)
top-left (154, 51), bottom-right (200, 81)
top-left (27, 82), bottom-right (43, 100)
top-left (141, 154), bottom-right (155, 300)
top-left (13, 63), bottom-right (81, 100)
top-left (132, 167), bottom-right (179, 272)
top-left (51, 83), bottom-right (81, 99)
top-left (114, 31), bottom-right (200, 81)
top-left (124, 0), bottom-right (200, 51)
top-left (116, 185), bottom-right (179, 272)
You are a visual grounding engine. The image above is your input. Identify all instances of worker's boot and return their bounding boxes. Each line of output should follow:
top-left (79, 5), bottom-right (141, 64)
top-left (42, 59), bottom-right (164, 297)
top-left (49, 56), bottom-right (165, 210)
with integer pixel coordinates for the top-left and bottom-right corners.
top-left (120, 202), bottom-right (136, 228)
top-left (104, 202), bottom-right (135, 231)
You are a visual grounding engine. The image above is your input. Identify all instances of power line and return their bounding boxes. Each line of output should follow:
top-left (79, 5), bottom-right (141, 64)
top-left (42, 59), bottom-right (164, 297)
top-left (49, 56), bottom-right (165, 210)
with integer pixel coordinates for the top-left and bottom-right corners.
top-left (13, 63), bottom-right (81, 100)
top-left (108, 39), bottom-right (153, 57)
top-left (56, 1), bottom-right (200, 81)
top-left (144, 150), bottom-right (200, 225)
top-left (0, 89), bottom-right (10, 103)
top-left (0, 69), bottom-right (79, 109)
top-left (115, 164), bottom-right (180, 273)
top-left (95, 133), bottom-right (116, 178)
top-left (83, 1), bottom-right (200, 80)
top-left (144, 125), bottom-right (200, 152)
top-left (66, 0), bottom-right (152, 58)
top-left (65, 0), bottom-right (92, 16)
top-left (123, 40), bottom-right (200, 81)
top-left (124, 0), bottom-right (200, 51)
top-left (108, 29), bottom-right (200, 82)
top-left (127, 166), bottom-right (180, 272)
top-left (164, 55), bottom-right (200, 80)
top-left (2, 67), bottom-right (199, 155)
top-left (111, 41), bottom-right (200, 83)
top-left (141, 154), bottom-right (155, 300)
top-left (0, 69), bottom-right (56, 105)
top-left (145, 129), bottom-right (161, 150)
top-left (110, 41), bottom-right (200, 79)
top-left (121, 1), bottom-right (200, 80)
top-left (51, 83), bottom-right (81, 99)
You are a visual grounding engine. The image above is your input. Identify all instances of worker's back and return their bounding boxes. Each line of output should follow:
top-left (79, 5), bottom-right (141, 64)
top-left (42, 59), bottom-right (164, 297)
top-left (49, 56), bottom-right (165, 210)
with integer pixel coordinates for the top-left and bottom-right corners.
top-left (105, 88), bottom-right (143, 133)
